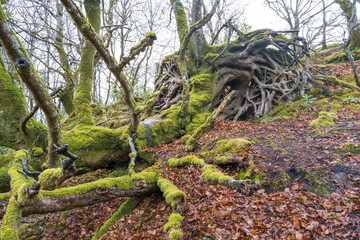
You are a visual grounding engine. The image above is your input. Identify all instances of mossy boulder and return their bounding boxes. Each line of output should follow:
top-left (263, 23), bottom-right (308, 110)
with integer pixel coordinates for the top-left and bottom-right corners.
top-left (216, 138), bottom-right (251, 154)
top-left (309, 111), bottom-right (338, 128)
top-left (62, 126), bottom-right (129, 168)
top-left (200, 138), bottom-right (251, 165)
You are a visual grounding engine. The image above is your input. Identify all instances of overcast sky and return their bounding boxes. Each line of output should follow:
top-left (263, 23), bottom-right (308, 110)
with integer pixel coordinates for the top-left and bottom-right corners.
top-left (242, 0), bottom-right (287, 30)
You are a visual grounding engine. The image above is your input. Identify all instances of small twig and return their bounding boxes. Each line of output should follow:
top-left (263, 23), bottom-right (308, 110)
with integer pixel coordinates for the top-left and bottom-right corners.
top-left (211, 20), bottom-right (233, 68)
top-left (22, 130), bottom-right (47, 181)
top-left (274, 226), bottom-right (281, 236)
top-left (318, 184), bottom-right (321, 210)
top-left (17, 170), bottom-right (28, 179)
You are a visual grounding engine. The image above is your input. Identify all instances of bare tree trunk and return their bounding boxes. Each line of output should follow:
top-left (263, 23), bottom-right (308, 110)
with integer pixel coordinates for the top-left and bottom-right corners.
top-left (321, 0), bottom-right (327, 49)
top-left (191, 0), bottom-right (206, 67)
top-left (55, 0), bottom-right (76, 115)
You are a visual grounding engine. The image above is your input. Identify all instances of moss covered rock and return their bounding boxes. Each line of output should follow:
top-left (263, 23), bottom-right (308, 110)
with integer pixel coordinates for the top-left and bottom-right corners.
top-left (62, 126), bottom-right (129, 168)
top-left (309, 111), bottom-right (338, 128)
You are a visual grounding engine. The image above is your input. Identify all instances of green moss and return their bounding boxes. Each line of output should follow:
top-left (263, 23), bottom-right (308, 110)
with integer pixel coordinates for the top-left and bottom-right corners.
top-left (308, 88), bottom-right (322, 96)
top-left (17, 179), bottom-right (42, 205)
top-left (134, 105), bottom-right (145, 114)
top-left (7, 151), bottom-right (38, 204)
top-left (170, 0), bottom-right (189, 42)
top-left (213, 156), bottom-right (229, 164)
top-left (201, 165), bottom-right (232, 184)
top-left (316, 99), bottom-right (343, 112)
top-left (129, 152), bottom-right (137, 158)
top-left (157, 177), bottom-right (186, 207)
top-left (0, 191), bottom-right (11, 201)
top-left (0, 155), bottom-right (13, 168)
top-left (0, 196), bottom-right (23, 239)
top-left (92, 197), bottom-right (140, 240)
top-left (74, 0), bottom-right (101, 126)
top-left (164, 213), bottom-right (183, 232)
top-left (260, 106), bottom-right (297, 122)
top-left (62, 126), bottom-right (128, 168)
top-left (169, 230), bottom-right (183, 240)
top-left (32, 147), bottom-right (44, 157)
top-left (38, 168), bottom-right (63, 190)
top-left (309, 111), bottom-right (338, 128)
top-left (344, 142), bottom-right (360, 154)
top-left (238, 157), bottom-right (253, 180)
top-left (313, 75), bottom-right (360, 91)
top-left (296, 168), bottom-right (329, 195)
top-left (0, 155), bottom-right (12, 189)
top-left (200, 138), bottom-right (251, 165)
top-left (137, 117), bottom-right (182, 147)
top-left (185, 112), bottom-right (210, 133)
top-left (188, 74), bottom-right (215, 116)
top-left (42, 168), bottom-right (158, 198)
top-left (325, 49), bottom-right (360, 63)
top-left (180, 134), bottom-right (191, 144)
top-left (216, 138), bottom-right (251, 154)
top-left (168, 156), bottom-right (204, 168)
top-left (0, 49), bottom-right (47, 150)
top-left (272, 171), bottom-right (291, 191)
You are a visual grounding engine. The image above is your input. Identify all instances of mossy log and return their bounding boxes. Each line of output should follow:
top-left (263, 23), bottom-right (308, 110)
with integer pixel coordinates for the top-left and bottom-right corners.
top-left (168, 156), bottom-right (259, 196)
top-left (313, 75), bottom-right (360, 91)
top-left (91, 196), bottom-right (144, 240)
top-left (0, 168), bottom-right (159, 218)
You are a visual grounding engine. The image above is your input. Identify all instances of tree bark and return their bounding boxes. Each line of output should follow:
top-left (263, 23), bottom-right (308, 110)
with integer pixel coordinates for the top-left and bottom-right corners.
top-left (0, 52), bottom-right (47, 150)
top-left (74, 0), bottom-right (101, 126)
top-left (60, 0), bottom-right (155, 140)
top-left (19, 185), bottom-right (156, 217)
top-left (0, 6), bottom-right (61, 168)
top-left (55, 0), bottom-right (76, 115)
top-left (335, 0), bottom-right (360, 50)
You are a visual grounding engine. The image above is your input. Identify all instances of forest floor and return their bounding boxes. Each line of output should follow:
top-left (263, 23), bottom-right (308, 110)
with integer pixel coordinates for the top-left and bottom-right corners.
top-left (22, 58), bottom-right (360, 239)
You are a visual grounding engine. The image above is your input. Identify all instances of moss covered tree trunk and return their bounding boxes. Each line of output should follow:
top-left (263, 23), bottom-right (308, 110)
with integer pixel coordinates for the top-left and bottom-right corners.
top-left (0, 52), bottom-right (47, 150)
top-left (0, 4), bottom-right (62, 168)
top-left (74, 0), bottom-right (101, 126)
